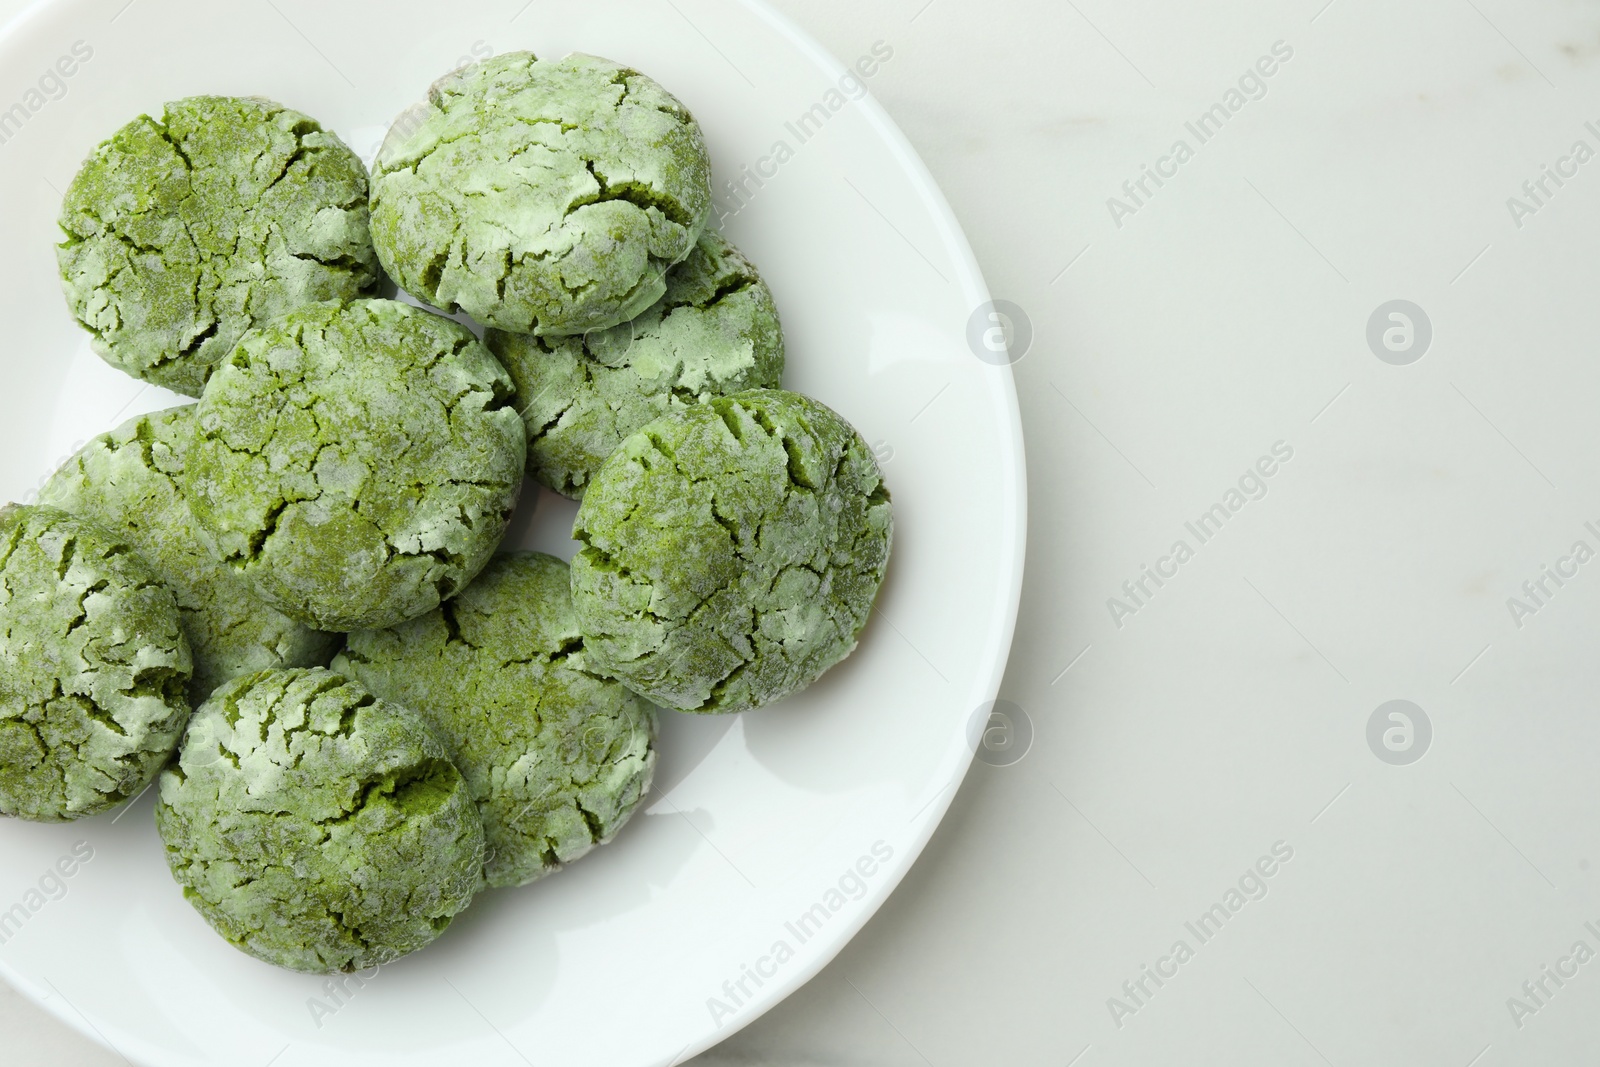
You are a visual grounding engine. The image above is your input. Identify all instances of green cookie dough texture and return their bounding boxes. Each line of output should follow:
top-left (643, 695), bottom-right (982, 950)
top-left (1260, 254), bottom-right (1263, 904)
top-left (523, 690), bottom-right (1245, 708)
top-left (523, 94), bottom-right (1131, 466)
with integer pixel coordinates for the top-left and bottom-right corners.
top-left (156, 668), bottom-right (484, 973)
top-left (487, 231), bottom-right (785, 499)
top-left (0, 504), bottom-right (192, 822)
top-left (334, 552), bottom-right (657, 889)
top-left (57, 96), bottom-right (380, 397)
top-left (185, 299), bottom-right (527, 632)
top-left (571, 390), bottom-right (892, 714)
top-left (370, 51), bottom-right (713, 336)
top-left (40, 406), bottom-right (338, 703)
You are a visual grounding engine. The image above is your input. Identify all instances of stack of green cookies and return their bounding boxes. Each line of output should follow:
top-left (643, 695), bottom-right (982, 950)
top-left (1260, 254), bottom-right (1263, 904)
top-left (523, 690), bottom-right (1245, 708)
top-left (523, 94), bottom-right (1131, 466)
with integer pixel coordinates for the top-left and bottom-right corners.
top-left (1, 50), bottom-right (892, 975)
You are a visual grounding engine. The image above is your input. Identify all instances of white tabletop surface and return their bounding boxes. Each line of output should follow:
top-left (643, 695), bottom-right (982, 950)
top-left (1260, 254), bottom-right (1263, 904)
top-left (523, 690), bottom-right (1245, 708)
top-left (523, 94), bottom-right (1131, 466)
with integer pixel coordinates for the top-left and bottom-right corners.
top-left (10, 0), bottom-right (1600, 1064)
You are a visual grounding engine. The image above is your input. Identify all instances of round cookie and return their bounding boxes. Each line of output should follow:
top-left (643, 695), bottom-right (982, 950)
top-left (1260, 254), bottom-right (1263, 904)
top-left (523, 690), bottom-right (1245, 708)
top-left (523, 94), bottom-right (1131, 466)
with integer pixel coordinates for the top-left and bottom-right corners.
top-left (570, 390), bottom-right (893, 714)
top-left (486, 231), bottom-right (784, 499)
top-left (334, 552), bottom-right (657, 889)
top-left (185, 299), bottom-right (527, 632)
top-left (0, 504), bottom-right (192, 822)
top-left (370, 51), bottom-right (712, 336)
top-left (156, 668), bottom-right (484, 973)
top-left (57, 96), bottom-right (380, 397)
top-left (40, 406), bottom-right (338, 703)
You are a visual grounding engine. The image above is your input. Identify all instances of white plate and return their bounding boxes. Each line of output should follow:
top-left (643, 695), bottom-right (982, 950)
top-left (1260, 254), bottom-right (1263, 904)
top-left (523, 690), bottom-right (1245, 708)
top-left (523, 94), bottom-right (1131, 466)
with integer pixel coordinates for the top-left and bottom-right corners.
top-left (0, 1), bottom-right (1025, 1063)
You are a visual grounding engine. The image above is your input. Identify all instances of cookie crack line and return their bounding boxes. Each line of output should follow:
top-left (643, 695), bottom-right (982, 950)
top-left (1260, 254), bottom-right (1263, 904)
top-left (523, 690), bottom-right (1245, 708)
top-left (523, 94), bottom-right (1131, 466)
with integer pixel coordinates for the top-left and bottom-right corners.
top-left (568, 158), bottom-right (698, 229)
top-left (692, 275), bottom-right (759, 311)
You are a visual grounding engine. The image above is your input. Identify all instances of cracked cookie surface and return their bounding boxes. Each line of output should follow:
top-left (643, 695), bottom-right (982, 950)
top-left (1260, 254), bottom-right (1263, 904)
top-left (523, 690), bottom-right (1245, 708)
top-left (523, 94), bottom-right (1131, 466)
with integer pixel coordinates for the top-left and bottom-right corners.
top-left (41, 406), bottom-right (338, 703)
top-left (156, 668), bottom-right (484, 973)
top-left (185, 298), bottom-right (526, 632)
top-left (370, 51), bottom-right (712, 336)
top-left (334, 552), bottom-right (656, 889)
top-left (571, 390), bottom-right (892, 714)
top-left (0, 504), bottom-right (192, 822)
top-left (487, 231), bottom-right (784, 499)
top-left (57, 96), bottom-right (380, 397)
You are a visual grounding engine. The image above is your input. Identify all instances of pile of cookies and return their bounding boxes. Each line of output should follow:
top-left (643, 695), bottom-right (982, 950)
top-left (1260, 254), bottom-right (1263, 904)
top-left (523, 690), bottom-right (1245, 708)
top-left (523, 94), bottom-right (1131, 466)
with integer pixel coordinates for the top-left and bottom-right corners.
top-left (0, 51), bottom-right (891, 974)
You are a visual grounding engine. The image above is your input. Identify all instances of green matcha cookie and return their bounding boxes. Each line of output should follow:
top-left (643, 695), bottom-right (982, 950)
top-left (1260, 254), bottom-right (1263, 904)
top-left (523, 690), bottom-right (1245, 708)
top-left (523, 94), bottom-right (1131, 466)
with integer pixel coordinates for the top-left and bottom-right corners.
top-left (370, 51), bottom-right (712, 336)
top-left (185, 299), bottom-right (527, 632)
top-left (0, 504), bottom-right (192, 822)
top-left (57, 96), bottom-right (380, 397)
top-left (156, 668), bottom-right (484, 973)
top-left (40, 406), bottom-right (338, 703)
top-left (334, 552), bottom-right (656, 889)
top-left (486, 231), bottom-right (784, 498)
top-left (571, 390), bottom-right (892, 714)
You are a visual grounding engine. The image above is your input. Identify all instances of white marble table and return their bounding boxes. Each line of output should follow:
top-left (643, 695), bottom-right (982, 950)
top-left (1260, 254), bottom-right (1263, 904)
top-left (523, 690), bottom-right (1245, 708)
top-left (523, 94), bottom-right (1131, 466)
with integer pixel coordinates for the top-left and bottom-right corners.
top-left (11, 0), bottom-right (1600, 1063)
